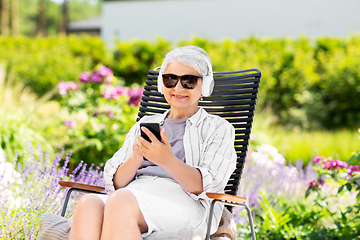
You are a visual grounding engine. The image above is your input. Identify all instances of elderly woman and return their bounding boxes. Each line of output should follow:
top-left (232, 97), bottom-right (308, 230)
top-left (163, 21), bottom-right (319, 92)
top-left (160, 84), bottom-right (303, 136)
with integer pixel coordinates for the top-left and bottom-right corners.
top-left (69, 46), bottom-right (237, 240)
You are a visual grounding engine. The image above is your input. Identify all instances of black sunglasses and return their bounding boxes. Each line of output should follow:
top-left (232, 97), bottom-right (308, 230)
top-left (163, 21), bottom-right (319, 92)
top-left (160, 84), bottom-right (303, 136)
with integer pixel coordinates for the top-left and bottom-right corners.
top-left (162, 74), bottom-right (202, 89)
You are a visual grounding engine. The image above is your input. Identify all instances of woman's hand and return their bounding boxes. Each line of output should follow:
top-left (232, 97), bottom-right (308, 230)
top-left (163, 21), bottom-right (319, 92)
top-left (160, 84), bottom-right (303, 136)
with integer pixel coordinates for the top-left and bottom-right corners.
top-left (136, 127), bottom-right (174, 167)
top-left (137, 127), bottom-right (203, 195)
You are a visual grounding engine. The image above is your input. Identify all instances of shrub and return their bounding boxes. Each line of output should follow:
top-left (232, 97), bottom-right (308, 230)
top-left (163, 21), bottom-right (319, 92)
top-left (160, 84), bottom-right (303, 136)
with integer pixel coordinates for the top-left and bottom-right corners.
top-left (0, 36), bottom-right (106, 96)
top-left (234, 142), bottom-right (360, 239)
top-left (1, 35), bottom-right (359, 129)
top-left (55, 65), bottom-right (142, 168)
top-left (0, 63), bottom-right (55, 163)
top-left (0, 143), bottom-right (105, 239)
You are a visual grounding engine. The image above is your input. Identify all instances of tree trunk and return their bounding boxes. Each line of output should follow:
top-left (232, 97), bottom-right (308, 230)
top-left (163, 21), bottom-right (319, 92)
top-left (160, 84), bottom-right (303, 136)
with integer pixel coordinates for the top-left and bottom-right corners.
top-left (37, 0), bottom-right (46, 37)
top-left (11, 0), bottom-right (19, 35)
top-left (59, 0), bottom-right (68, 36)
top-left (1, 0), bottom-right (9, 36)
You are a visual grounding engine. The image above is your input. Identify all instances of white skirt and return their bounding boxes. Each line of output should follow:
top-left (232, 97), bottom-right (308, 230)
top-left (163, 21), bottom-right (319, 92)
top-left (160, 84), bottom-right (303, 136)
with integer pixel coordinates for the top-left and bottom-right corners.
top-left (69, 176), bottom-right (206, 237)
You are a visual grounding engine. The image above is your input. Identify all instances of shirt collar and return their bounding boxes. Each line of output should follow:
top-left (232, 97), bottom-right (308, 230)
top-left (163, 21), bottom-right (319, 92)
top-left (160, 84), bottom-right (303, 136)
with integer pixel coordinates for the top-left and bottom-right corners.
top-left (158, 107), bottom-right (208, 127)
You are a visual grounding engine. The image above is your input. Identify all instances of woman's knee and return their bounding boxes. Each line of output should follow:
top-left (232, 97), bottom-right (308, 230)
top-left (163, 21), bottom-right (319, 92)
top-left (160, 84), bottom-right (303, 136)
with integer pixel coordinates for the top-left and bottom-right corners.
top-left (106, 189), bottom-right (136, 206)
top-left (75, 194), bottom-right (105, 212)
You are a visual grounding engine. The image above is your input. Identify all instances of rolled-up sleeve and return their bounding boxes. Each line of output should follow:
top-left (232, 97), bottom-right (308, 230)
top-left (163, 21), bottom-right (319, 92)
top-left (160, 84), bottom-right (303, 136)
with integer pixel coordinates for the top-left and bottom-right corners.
top-left (103, 121), bottom-right (140, 192)
top-left (194, 119), bottom-right (237, 199)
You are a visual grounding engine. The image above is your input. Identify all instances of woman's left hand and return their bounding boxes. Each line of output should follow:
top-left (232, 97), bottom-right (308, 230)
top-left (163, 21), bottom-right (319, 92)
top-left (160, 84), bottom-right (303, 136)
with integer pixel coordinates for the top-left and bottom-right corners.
top-left (136, 127), bottom-right (175, 167)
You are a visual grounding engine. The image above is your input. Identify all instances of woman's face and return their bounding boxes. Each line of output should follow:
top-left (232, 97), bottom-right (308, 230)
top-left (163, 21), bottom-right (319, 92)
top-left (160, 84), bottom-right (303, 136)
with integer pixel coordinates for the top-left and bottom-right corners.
top-left (163, 62), bottom-right (203, 119)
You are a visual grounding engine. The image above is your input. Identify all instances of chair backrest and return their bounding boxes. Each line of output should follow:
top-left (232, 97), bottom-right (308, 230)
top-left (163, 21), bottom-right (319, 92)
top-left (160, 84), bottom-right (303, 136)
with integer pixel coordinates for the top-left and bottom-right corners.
top-left (138, 68), bottom-right (261, 198)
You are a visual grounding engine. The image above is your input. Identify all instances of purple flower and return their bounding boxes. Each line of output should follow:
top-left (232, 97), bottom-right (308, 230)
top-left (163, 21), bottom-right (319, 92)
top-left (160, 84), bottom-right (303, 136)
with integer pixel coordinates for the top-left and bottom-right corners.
top-left (97, 66), bottom-right (113, 77)
top-left (79, 72), bottom-right (91, 83)
top-left (127, 87), bottom-right (143, 106)
top-left (64, 119), bottom-right (76, 129)
top-left (1, 143), bottom-right (106, 239)
top-left (91, 71), bottom-right (102, 83)
top-left (348, 165), bottom-right (360, 176)
top-left (307, 178), bottom-right (324, 189)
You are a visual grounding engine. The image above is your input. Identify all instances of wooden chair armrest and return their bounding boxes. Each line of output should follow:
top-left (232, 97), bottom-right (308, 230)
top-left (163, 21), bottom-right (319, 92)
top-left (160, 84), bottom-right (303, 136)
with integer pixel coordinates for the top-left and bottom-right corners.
top-left (206, 192), bottom-right (247, 204)
top-left (58, 181), bottom-right (105, 193)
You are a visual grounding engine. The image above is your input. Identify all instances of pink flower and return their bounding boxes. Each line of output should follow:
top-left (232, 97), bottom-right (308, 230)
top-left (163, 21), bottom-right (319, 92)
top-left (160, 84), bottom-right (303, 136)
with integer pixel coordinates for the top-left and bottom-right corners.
top-left (105, 109), bottom-right (114, 119)
top-left (97, 66), bottom-right (113, 77)
top-left (307, 178), bottom-right (324, 189)
top-left (57, 81), bottom-right (78, 95)
top-left (115, 86), bottom-right (127, 96)
top-left (102, 86), bottom-right (128, 100)
top-left (127, 87), bottom-right (143, 106)
top-left (91, 71), bottom-right (102, 83)
top-left (79, 72), bottom-right (91, 83)
top-left (348, 165), bottom-right (360, 176)
top-left (324, 159), bottom-right (348, 170)
top-left (314, 156), bottom-right (323, 163)
top-left (64, 119), bottom-right (76, 129)
top-left (67, 81), bottom-right (78, 91)
top-left (57, 81), bottom-right (68, 95)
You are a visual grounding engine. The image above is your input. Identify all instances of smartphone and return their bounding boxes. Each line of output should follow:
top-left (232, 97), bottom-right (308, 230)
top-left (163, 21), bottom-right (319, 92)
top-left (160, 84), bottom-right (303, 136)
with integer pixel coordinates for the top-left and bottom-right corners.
top-left (140, 123), bottom-right (161, 143)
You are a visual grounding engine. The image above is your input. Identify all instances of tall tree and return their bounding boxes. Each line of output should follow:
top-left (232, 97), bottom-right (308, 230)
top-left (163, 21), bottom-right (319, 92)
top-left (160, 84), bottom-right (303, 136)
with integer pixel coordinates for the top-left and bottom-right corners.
top-left (59, 0), bottom-right (67, 36)
top-left (37, 0), bottom-right (46, 36)
top-left (11, 0), bottom-right (19, 35)
top-left (1, 0), bottom-right (9, 36)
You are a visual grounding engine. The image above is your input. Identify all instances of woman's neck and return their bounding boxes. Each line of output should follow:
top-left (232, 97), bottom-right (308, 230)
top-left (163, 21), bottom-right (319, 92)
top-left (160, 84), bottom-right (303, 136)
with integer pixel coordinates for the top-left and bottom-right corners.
top-left (167, 107), bottom-right (199, 119)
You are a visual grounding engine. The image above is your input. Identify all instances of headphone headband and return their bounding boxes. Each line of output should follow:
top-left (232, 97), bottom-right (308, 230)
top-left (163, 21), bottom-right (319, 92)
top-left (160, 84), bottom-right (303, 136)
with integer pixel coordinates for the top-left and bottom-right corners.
top-left (157, 49), bottom-right (214, 96)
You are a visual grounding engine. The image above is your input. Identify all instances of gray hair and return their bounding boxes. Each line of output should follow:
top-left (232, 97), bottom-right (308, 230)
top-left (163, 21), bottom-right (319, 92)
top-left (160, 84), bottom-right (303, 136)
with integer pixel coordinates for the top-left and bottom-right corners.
top-left (160, 46), bottom-right (212, 78)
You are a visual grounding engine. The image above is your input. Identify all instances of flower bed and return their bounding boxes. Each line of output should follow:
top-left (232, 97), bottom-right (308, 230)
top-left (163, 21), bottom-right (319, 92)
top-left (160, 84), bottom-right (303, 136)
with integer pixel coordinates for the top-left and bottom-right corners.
top-left (1, 142), bottom-right (359, 239)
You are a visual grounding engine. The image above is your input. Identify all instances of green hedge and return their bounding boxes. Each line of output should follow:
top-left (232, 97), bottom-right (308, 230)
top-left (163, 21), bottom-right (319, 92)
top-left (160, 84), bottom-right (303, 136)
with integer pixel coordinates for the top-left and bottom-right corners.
top-left (1, 35), bottom-right (359, 129)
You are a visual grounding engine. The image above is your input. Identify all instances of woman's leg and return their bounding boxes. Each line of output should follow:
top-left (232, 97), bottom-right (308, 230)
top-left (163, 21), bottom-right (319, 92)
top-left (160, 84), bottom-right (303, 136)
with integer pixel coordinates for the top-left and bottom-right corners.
top-left (68, 194), bottom-right (105, 240)
top-left (101, 189), bottom-right (148, 240)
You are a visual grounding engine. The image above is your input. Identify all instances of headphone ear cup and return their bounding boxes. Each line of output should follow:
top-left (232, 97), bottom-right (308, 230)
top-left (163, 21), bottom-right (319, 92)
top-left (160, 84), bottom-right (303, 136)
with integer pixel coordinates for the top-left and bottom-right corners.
top-left (202, 75), bottom-right (214, 97)
top-left (157, 73), bottom-right (164, 94)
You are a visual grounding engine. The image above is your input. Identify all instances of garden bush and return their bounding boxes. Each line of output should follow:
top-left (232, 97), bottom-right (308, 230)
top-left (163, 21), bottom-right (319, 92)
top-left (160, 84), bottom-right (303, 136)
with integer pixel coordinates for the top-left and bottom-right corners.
top-left (0, 63), bottom-right (55, 164)
top-left (234, 140), bottom-right (360, 239)
top-left (55, 65), bottom-right (142, 168)
top-left (1, 35), bottom-right (359, 129)
top-left (0, 36), bottom-right (107, 96)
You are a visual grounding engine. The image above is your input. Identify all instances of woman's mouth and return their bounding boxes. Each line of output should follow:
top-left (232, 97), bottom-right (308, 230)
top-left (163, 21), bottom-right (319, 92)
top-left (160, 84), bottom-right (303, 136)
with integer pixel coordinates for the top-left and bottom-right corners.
top-left (172, 94), bottom-right (188, 100)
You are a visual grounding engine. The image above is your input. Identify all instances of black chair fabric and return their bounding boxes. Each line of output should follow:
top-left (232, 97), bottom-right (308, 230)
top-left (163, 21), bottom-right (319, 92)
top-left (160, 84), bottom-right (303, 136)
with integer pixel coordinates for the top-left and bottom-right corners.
top-left (138, 68), bottom-right (261, 202)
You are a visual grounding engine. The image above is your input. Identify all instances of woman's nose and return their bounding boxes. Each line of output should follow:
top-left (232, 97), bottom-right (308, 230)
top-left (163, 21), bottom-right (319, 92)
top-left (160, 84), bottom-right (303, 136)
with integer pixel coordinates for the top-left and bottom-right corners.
top-left (174, 80), bottom-right (184, 90)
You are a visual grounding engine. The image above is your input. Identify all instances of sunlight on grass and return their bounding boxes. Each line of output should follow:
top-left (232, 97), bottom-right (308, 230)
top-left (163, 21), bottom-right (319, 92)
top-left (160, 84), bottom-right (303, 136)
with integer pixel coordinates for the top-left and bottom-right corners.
top-left (252, 108), bottom-right (359, 165)
top-left (268, 129), bottom-right (359, 164)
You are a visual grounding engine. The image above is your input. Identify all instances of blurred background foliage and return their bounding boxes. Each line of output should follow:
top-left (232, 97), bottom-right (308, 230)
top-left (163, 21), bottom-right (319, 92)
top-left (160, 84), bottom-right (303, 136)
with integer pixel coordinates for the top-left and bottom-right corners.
top-left (16, 0), bottom-right (101, 36)
top-left (1, 35), bottom-right (359, 129)
top-left (0, 35), bottom-right (359, 167)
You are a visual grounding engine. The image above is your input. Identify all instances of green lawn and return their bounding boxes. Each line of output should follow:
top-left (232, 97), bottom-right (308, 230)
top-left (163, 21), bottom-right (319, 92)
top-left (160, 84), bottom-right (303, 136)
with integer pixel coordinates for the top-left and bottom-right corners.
top-left (267, 128), bottom-right (359, 164)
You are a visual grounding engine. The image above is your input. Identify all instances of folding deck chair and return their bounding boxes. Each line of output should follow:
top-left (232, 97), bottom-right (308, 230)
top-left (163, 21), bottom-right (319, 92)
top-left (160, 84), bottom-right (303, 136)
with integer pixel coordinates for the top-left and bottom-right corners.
top-left (58, 68), bottom-right (261, 240)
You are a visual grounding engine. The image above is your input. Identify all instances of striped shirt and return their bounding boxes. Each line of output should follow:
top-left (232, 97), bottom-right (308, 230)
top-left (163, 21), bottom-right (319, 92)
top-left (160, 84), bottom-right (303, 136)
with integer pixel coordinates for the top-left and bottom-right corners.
top-left (104, 107), bottom-right (237, 234)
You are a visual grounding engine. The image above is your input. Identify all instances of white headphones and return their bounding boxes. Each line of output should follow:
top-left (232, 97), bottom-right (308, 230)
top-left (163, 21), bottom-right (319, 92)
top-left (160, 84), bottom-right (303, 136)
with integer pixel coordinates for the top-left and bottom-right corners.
top-left (157, 51), bottom-right (214, 97)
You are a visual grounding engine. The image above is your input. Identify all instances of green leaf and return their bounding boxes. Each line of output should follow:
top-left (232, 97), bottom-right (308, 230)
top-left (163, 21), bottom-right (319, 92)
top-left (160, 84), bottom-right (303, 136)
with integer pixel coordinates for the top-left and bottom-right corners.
top-left (338, 185), bottom-right (345, 194)
top-left (345, 183), bottom-right (352, 192)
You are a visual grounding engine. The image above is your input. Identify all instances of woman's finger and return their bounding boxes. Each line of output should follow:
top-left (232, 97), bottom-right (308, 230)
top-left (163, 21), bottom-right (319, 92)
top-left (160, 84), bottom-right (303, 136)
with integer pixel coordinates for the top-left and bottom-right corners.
top-left (141, 127), bottom-right (160, 143)
top-left (160, 129), bottom-right (170, 146)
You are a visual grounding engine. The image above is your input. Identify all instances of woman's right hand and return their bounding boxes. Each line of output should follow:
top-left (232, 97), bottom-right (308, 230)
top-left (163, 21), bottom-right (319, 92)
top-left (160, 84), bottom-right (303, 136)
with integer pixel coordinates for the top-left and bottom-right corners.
top-left (112, 141), bottom-right (144, 189)
top-left (132, 139), bottom-right (144, 162)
